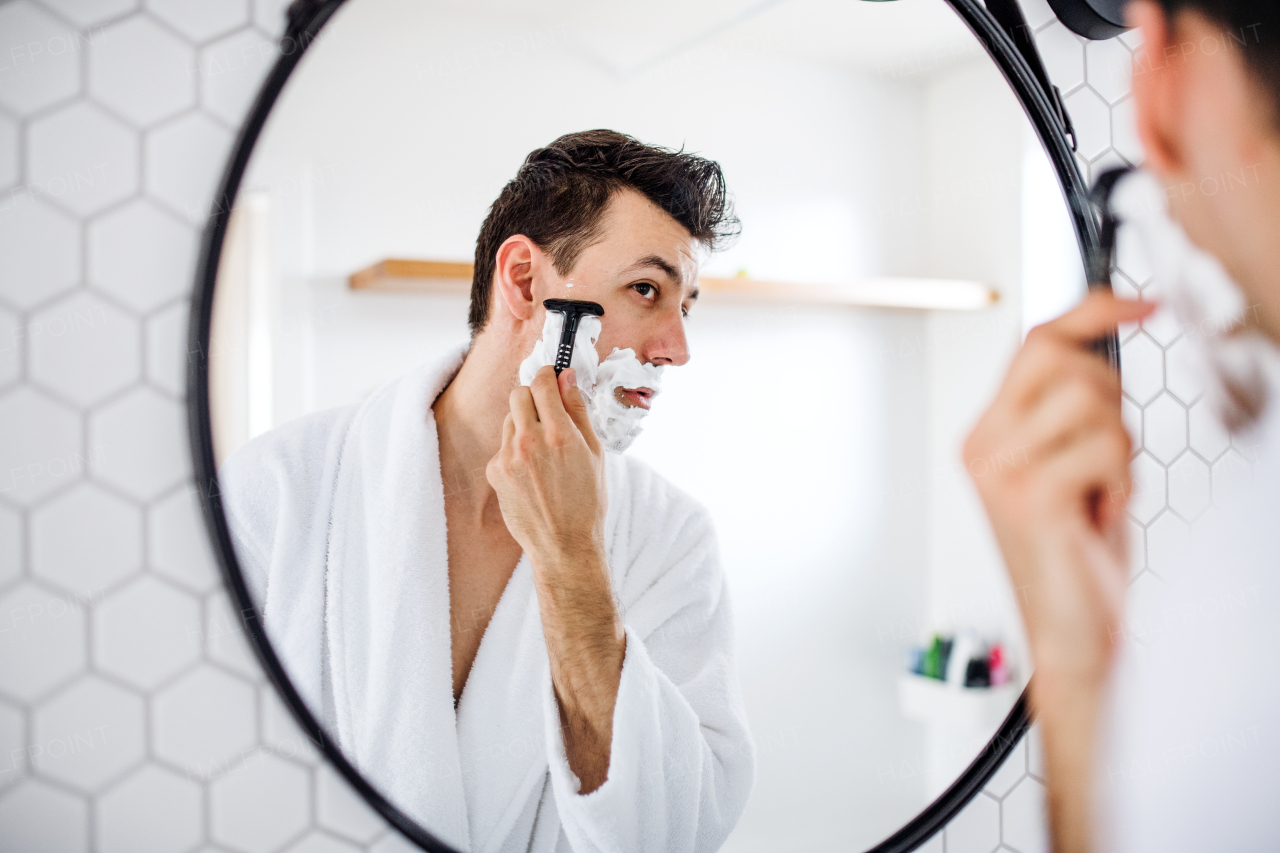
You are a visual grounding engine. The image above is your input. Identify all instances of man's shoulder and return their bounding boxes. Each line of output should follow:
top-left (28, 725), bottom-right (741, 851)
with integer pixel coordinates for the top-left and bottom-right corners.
top-left (606, 454), bottom-right (720, 579)
top-left (606, 454), bottom-right (729, 627)
top-left (609, 453), bottom-right (714, 531)
top-left (219, 405), bottom-right (357, 515)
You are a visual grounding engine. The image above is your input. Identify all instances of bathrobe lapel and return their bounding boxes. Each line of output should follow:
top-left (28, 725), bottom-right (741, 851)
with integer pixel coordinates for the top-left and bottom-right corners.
top-left (326, 348), bottom-right (472, 852)
top-left (454, 552), bottom-right (553, 853)
top-left (325, 346), bottom-right (553, 853)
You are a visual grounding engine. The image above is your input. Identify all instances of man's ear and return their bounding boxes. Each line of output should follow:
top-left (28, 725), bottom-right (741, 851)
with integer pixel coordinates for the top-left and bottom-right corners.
top-left (1129, 0), bottom-right (1184, 176)
top-left (493, 235), bottom-right (539, 322)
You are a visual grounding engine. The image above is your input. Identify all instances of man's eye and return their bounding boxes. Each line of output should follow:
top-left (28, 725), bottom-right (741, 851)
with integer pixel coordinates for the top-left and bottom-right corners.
top-left (632, 282), bottom-right (656, 300)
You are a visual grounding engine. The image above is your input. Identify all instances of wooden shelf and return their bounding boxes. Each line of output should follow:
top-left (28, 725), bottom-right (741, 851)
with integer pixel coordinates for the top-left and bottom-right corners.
top-left (348, 259), bottom-right (999, 311)
top-left (349, 259), bottom-right (474, 293)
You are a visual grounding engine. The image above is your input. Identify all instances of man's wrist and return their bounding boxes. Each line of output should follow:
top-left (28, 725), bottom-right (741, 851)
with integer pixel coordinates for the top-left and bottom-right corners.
top-left (1031, 670), bottom-right (1105, 716)
top-left (1031, 671), bottom-right (1107, 853)
top-left (529, 540), bottom-right (611, 601)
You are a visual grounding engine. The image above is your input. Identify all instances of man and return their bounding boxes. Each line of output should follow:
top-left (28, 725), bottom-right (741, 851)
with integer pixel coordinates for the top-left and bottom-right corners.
top-left (220, 130), bottom-right (754, 853)
top-left (964, 1), bottom-right (1280, 850)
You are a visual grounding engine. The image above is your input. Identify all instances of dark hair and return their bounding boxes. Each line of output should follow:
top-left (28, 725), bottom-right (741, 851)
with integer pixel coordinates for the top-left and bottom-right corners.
top-left (1156, 0), bottom-right (1280, 111)
top-left (468, 130), bottom-right (739, 337)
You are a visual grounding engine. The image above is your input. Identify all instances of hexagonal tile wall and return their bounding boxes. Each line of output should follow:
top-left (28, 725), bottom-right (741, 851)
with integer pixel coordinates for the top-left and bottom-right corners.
top-left (0, 778), bottom-right (89, 853)
top-left (0, 387), bottom-right (83, 504)
top-left (95, 764), bottom-right (204, 853)
top-left (0, 305), bottom-right (20, 388)
top-left (147, 0), bottom-right (250, 42)
top-left (26, 102), bottom-right (140, 216)
top-left (89, 15), bottom-right (196, 126)
top-left (315, 765), bottom-right (387, 845)
top-left (0, 113), bottom-right (22, 190)
top-left (209, 753), bottom-right (313, 852)
top-left (0, 2), bottom-right (82, 116)
top-left (40, 0), bottom-right (138, 28)
top-left (0, 0), bottom-right (1186, 850)
top-left (0, 699), bottom-right (27, 791)
top-left (144, 299), bottom-right (191, 396)
top-left (146, 113), bottom-right (234, 224)
top-left (152, 664), bottom-right (257, 778)
top-left (0, 198), bottom-right (81, 310)
top-left (28, 290), bottom-right (142, 406)
top-left (199, 28), bottom-right (278, 125)
top-left (0, 582), bottom-right (86, 703)
top-left (283, 832), bottom-right (366, 853)
top-left (0, 505), bottom-right (20, 589)
top-left (89, 199), bottom-right (198, 312)
top-left (149, 486), bottom-right (222, 593)
top-left (31, 481), bottom-right (142, 596)
top-left (94, 575), bottom-right (203, 690)
top-left (88, 385), bottom-right (191, 500)
top-left (31, 675), bottom-right (147, 791)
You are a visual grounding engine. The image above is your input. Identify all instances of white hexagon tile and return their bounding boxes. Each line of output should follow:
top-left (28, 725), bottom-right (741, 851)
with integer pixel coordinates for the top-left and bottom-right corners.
top-left (0, 0), bottom-right (1172, 850)
top-left (0, 2), bottom-right (403, 851)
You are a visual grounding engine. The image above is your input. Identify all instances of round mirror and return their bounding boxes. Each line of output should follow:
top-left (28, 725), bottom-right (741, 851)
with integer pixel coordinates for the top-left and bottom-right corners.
top-left (190, 0), bottom-right (1094, 850)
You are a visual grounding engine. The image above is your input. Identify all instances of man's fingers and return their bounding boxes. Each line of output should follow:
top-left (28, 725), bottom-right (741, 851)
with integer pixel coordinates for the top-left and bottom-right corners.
top-left (1037, 425), bottom-right (1133, 517)
top-left (1030, 291), bottom-right (1155, 346)
top-left (1031, 380), bottom-right (1117, 457)
top-left (1003, 321), bottom-right (1123, 414)
top-left (560, 368), bottom-right (602, 454)
top-left (528, 364), bottom-right (578, 434)
top-left (509, 384), bottom-right (540, 432)
top-left (1012, 358), bottom-right (1123, 459)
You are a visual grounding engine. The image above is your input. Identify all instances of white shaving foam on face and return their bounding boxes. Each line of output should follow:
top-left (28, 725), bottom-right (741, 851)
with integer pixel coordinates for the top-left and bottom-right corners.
top-left (518, 311), bottom-right (664, 453)
top-left (1111, 170), bottom-right (1280, 431)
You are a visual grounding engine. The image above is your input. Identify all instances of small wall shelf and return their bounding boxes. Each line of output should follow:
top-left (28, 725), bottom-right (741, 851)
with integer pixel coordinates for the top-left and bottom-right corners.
top-left (898, 673), bottom-right (1020, 731)
top-left (348, 259), bottom-right (999, 311)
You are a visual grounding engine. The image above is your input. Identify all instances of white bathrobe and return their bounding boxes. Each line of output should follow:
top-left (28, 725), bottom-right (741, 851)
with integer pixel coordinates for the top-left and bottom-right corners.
top-left (218, 345), bottom-right (755, 853)
top-left (1094, 392), bottom-right (1280, 852)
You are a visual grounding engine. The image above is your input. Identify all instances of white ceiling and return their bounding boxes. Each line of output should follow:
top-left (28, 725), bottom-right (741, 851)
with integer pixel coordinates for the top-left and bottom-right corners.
top-left (430, 0), bottom-right (986, 79)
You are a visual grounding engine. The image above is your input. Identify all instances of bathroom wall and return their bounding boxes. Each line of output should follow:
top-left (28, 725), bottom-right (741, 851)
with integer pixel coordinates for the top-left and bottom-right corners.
top-left (236, 0), bottom-right (931, 427)
top-left (0, 0), bottom-right (1171, 851)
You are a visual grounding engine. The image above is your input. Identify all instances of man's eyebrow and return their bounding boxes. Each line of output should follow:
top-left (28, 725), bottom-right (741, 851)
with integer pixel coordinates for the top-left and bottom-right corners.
top-left (625, 254), bottom-right (682, 286)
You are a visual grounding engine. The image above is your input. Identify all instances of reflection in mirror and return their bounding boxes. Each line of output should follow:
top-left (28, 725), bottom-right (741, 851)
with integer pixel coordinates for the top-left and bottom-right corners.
top-left (208, 0), bottom-right (1085, 849)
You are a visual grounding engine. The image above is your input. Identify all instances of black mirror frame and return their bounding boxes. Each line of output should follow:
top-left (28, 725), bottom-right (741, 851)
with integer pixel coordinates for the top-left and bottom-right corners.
top-left (186, 1), bottom-right (1115, 850)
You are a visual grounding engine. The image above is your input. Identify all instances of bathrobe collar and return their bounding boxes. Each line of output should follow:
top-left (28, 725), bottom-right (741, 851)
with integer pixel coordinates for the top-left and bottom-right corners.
top-left (324, 345), bottom-right (553, 853)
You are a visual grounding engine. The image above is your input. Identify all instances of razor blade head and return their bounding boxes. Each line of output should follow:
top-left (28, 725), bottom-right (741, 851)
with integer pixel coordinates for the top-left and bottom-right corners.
top-left (543, 299), bottom-right (604, 317)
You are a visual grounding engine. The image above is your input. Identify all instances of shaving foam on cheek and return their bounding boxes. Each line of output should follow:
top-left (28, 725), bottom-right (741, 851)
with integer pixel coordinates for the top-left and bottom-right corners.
top-left (590, 349), bottom-right (664, 453)
top-left (518, 311), bottom-right (602, 388)
top-left (517, 313), bottom-right (664, 453)
top-left (1111, 170), bottom-right (1280, 431)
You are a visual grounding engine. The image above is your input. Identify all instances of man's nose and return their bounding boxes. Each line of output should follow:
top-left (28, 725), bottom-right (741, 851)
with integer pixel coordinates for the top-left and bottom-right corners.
top-left (644, 306), bottom-right (690, 367)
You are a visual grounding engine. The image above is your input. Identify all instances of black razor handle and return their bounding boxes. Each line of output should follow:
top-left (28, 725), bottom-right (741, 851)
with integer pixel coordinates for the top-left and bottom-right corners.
top-left (1087, 166), bottom-right (1133, 371)
top-left (543, 299), bottom-right (604, 376)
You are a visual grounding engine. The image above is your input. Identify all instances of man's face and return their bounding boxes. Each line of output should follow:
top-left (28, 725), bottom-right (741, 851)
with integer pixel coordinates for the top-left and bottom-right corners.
top-left (539, 189), bottom-right (700, 409)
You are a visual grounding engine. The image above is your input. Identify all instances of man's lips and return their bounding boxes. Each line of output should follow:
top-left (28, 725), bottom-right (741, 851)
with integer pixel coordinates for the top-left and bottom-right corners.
top-left (614, 386), bottom-right (655, 410)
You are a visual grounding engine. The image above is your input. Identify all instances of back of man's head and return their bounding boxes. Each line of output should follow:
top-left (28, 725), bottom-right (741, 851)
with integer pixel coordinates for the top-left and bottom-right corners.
top-left (469, 130), bottom-right (739, 338)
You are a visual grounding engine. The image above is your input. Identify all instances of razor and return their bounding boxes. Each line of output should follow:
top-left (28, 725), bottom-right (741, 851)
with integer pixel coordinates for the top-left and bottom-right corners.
top-left (543, 299), bottom-right (604, 375)
top-left (1087, 165), bottom-right (1133, 371)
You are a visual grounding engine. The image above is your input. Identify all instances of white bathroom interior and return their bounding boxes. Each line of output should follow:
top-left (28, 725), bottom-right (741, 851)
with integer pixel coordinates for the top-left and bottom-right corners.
top-left (209, 0), bottom-right (1085, 848)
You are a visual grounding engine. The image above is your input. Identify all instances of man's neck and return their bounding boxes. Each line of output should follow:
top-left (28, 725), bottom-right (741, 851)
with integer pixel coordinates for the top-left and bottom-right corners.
top-left (433, 330), bottom-right (524, 527)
